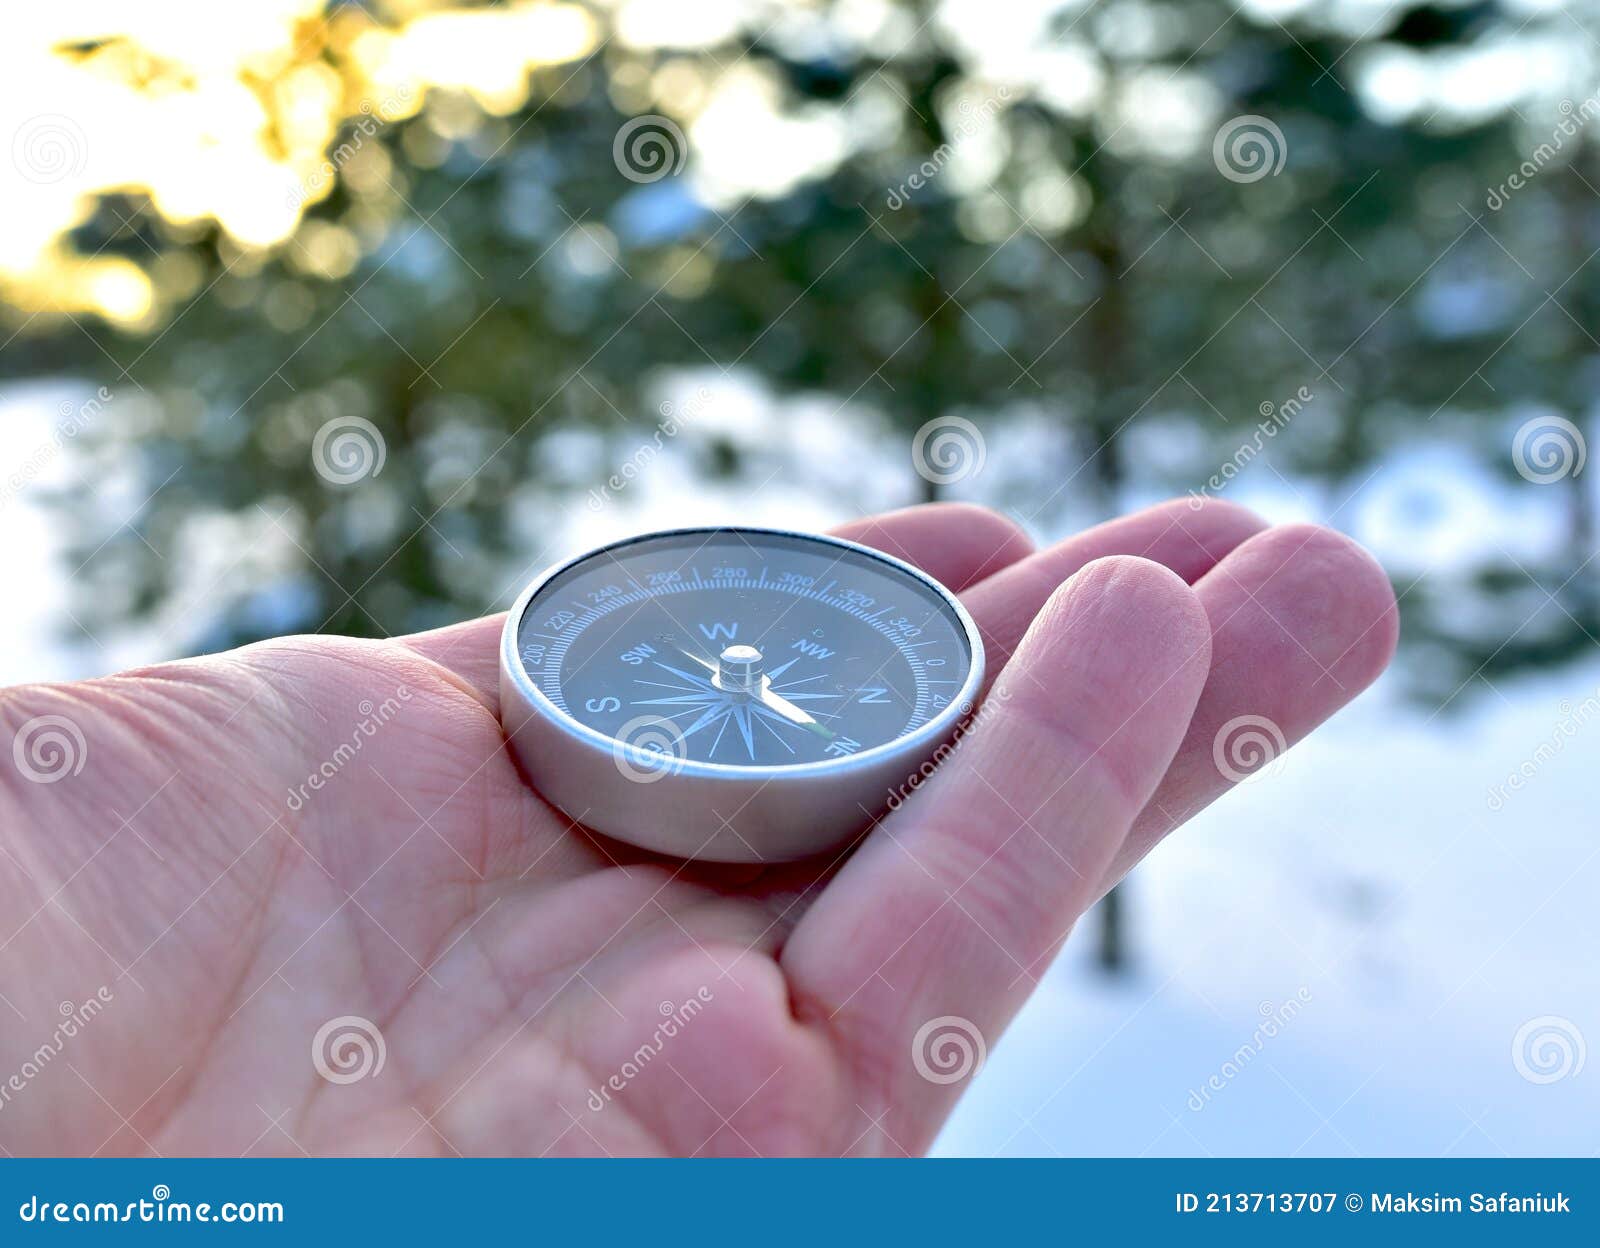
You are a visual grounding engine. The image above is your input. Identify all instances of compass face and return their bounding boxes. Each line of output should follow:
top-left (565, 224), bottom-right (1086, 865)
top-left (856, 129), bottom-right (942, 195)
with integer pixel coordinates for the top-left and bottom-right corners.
top-left (511, 528), bottom-right (978, 770)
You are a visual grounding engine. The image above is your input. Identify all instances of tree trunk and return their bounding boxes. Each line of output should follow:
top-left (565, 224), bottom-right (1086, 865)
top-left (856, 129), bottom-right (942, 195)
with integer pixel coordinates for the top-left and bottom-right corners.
top-left (1087, 227), bottom-right (1131, 973)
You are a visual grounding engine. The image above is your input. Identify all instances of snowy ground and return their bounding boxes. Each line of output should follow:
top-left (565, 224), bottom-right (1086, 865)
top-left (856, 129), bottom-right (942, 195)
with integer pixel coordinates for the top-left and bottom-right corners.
top-left (3, 380), bottom-right (1594, 1157)
top-left (936, 661), bottom-right (1599, 1157)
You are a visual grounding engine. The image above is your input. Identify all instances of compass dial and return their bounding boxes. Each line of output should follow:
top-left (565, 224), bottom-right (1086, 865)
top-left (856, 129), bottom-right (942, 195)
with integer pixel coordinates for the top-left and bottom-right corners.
top-left (512, 528), bottom-right (977, 769)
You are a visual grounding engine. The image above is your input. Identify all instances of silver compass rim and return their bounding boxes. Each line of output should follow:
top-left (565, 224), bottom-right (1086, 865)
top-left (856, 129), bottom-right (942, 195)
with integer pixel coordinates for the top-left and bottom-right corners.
top-left (497, 523), bottom-right (986, 783)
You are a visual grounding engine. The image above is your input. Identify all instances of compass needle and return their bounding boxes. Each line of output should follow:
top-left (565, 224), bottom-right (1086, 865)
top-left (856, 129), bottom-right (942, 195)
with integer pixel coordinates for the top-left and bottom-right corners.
top-left (666, 648), bottom-right (719, 675)
top-left (653, 660), bottom-right (718, 690)
top-left (500, 526), bottom-right (983, 861)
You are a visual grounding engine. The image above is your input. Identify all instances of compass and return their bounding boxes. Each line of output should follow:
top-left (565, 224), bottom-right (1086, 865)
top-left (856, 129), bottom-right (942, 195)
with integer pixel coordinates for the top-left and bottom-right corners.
top-left (498, 526), bottom-right (984, 861)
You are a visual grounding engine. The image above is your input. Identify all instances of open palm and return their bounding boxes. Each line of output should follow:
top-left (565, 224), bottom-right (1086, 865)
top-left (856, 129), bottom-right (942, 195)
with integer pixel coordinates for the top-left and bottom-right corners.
top-left (0, 500), bottom-right (1396, 1156)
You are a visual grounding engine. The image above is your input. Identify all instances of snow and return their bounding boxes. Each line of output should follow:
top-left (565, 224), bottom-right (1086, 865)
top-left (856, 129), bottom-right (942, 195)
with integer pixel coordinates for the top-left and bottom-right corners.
top-left (935, 662), bottom-right (1600, 1157)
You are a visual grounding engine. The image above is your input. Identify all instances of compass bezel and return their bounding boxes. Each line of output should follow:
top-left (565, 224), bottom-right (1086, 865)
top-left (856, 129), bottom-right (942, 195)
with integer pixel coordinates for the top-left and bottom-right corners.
top-left (499, 524), bottom-right (986, 782)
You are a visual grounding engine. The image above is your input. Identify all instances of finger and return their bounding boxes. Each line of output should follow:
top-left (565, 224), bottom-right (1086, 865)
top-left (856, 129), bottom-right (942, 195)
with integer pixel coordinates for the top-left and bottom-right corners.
top-left (963, 496), bottom-right (1266, 674)
top-left (1097, 523), bottom-right (1398, 896)
top-left (828, 501), bottom-right (1033, 591)
top-left (399, 504), bottom-right (1034, 708)
top-left (782, 556), bottom-right (1212, 1149)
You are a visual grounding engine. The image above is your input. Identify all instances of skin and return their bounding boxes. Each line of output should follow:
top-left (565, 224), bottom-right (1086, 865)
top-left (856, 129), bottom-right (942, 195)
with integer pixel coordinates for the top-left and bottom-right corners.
top-left (0, 500), bottom-right (1397, 1156)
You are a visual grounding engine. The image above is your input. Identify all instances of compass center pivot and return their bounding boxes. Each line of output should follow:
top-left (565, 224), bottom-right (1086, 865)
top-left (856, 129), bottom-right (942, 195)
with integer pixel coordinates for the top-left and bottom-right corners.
top-left (715, 644), bottom-right (764, 694)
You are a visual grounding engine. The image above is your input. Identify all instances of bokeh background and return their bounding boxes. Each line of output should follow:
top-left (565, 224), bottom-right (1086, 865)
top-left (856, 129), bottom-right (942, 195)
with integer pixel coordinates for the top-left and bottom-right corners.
top-left (1, 0), bottom-right (1595, 1155)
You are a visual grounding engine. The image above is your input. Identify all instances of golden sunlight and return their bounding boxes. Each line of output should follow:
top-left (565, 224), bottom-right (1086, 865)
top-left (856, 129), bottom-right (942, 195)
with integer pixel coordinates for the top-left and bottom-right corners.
top-left (0, 1), bottom-right (600, 327)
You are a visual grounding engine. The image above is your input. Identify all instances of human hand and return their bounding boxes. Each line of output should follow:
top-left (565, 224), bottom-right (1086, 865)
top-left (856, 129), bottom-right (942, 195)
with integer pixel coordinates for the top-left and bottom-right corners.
top-left (0, 500), bottom-right (1396, 1156)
